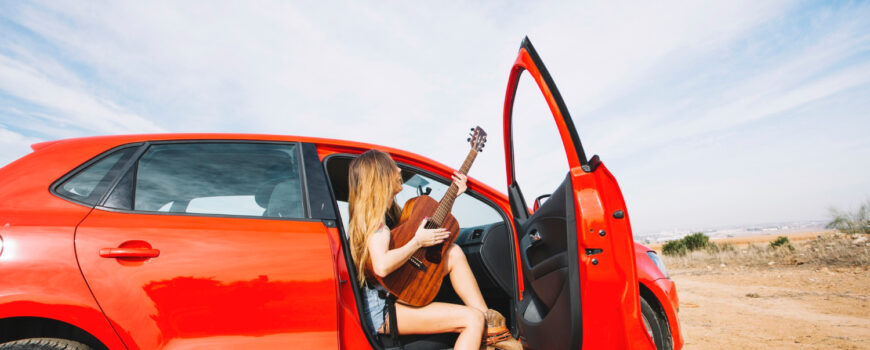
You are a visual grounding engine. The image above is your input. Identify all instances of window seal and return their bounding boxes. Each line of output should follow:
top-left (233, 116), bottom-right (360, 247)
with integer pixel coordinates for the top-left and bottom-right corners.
top-left (96, 142), bottom-right (150, 207)
top-left (49, 142), bottom-right (146, 208)
top-left (91, 204), bottom-right (325, 222)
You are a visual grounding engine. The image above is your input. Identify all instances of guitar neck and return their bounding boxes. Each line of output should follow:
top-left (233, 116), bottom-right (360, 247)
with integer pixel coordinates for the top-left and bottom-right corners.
top-left (430, 149), bottom-right (478, 226)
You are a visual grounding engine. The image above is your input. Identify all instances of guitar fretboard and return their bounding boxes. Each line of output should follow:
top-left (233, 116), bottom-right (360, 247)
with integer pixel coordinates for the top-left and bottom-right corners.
top-left (428, 149), bottom-right (478, 228)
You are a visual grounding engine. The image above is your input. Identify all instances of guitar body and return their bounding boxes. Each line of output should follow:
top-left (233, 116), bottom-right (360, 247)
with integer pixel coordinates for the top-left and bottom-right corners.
top-left (373, 195), bottom-right (460, 306)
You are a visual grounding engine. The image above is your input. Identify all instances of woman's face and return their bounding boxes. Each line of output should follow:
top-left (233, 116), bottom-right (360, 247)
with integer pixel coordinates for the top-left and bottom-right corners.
top-left (391, 166), bottom-right (403, 196)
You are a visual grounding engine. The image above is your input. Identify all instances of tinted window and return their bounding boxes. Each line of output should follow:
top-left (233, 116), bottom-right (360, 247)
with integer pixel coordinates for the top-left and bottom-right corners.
top-left (131, 143), bottom-right (305, 218)
top-left (56, 147), bottom-right (136, 205)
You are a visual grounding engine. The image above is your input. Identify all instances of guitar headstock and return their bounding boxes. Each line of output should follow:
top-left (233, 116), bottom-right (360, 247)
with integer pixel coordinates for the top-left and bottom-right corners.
top-left (467, 126), bottom-right (487, 152)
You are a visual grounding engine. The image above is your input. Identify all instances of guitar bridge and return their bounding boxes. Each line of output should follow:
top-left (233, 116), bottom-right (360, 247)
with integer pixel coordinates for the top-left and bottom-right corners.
top-left (408, 256), bottom-right (427, 271)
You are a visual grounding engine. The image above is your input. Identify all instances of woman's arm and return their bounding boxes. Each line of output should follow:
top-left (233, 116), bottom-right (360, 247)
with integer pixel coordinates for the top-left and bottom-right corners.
top-left (368, 219), bottom-right (449, 278)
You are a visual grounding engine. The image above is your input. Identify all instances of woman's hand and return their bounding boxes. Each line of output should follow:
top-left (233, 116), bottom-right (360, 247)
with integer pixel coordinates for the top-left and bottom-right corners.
top-left (413, 217), bottom-right (450, 248)
top-left (452, 171), bottom-right (467, 196)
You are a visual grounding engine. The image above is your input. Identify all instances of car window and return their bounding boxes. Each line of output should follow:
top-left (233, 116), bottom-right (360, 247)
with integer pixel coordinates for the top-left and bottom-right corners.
top-left (336, 166), bottom-right (502, 231)
top-left (56, 147), bottom-right (137, 205)
top-left (131, 142), bottom-right (305, 218)
top-left (511, 73), bottom-right (570, 206)
top-left (394, 172), bottom-right (502, 227)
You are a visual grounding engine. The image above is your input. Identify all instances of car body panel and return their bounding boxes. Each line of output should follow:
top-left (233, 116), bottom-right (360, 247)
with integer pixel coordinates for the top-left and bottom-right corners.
top-left (0, 141), bottom-right (131, 350)
top-left (75, 197), bottom-right (339, 349)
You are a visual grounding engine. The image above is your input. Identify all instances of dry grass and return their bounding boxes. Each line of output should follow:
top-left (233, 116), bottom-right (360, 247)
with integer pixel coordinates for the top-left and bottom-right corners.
top-left (659, 232), bottom-right (870, 269)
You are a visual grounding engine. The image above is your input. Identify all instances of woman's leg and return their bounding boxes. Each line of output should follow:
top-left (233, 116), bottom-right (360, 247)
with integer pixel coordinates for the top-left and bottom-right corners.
top-left (444, 243), bottom-right (488, 313)
top-left (389, 301), bottom-right (485, 350)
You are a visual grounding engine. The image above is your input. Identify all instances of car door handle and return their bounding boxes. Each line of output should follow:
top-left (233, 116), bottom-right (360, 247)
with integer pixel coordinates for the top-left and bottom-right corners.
top-left (99, 247), bottom-right (160, 258)
top-left (529, 231), bottom-right (542, 246)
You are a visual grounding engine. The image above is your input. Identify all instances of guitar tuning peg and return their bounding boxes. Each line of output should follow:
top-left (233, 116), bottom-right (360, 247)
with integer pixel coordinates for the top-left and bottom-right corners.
top-left (467, 137), bottom-right (471, 142)
top-left (470, 128), bottom-right (474, 131)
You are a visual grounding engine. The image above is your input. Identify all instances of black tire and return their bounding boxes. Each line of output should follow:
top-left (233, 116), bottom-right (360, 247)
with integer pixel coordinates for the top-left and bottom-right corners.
top-left (641, 297), bottom-right (670, 350)
top-left (0, 338), bottom-right (93, 350)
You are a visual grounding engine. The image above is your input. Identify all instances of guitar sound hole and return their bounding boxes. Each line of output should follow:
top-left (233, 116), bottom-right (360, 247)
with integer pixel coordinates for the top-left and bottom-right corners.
top-left (425, 244), bottom-right (443, 263)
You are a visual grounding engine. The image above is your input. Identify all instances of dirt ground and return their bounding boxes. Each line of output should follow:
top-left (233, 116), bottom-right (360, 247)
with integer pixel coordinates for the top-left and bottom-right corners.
top-left (667, 233), bottom-right (870, 349)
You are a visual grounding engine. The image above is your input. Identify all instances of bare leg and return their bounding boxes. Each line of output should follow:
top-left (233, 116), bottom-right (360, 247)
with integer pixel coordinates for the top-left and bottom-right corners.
top-left (385, 302), bottom-right (485, 350)
top-left (444, 243), bottom-right (488, 313)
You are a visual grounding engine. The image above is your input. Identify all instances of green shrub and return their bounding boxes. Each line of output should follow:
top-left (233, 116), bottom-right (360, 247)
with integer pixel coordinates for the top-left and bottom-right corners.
top-left (683, 232), bottom-right (710, 251)
top-left (769, 236), bottom-right (789, 248)
top-left (662, 232), bottom-right (713, 256)
top-left (769, 236), bottom-right (794, 251)
top-left (662, 240), bottom-right (687, 256)
top-left (826, 199), bottom-right (870, 234)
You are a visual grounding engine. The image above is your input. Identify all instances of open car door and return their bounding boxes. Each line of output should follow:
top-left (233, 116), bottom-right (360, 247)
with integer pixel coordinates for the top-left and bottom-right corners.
top-left (503, 37), bottom-right (655, 349)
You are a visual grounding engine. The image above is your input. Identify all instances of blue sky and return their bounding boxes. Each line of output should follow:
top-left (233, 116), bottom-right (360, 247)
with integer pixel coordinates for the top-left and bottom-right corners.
top-left (1, 1), bottom-right (868, 233)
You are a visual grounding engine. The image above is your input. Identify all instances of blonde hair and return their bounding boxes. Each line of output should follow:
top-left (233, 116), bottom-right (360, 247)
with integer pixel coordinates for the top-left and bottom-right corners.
top-left (348, 149), bottom-right (399, 286)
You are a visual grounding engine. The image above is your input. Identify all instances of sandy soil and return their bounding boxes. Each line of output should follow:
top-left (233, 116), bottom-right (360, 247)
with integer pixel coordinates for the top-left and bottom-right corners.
top-left (671, 264), bottom-right (870, 349)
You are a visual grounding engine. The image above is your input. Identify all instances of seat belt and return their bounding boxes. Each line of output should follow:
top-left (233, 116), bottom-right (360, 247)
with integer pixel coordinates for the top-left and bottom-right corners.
top-left (379, 289), bottom-right (402, 349)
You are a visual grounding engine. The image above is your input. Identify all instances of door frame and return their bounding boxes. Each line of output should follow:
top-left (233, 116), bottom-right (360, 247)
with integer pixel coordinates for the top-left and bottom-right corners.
top-left (501, 37), bottom-right (653, 349)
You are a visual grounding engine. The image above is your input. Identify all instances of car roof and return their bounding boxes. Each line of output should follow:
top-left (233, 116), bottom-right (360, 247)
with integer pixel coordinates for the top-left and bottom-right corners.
top-left (32, 133), bottom-right (508, 201)
top-left (34, 133), bottom-right (381, 152)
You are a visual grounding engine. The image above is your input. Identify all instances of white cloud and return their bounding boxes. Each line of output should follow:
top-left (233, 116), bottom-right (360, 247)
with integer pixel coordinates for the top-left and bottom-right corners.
top-left (0, 54), bottom-right (164, 134)
top-left (1, 0), bottom-right (868, 232)
top-left (0, 127), bottom-right (41, 166)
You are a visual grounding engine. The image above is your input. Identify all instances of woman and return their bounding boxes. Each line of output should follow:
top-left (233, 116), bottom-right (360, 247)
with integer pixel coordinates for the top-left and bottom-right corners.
top-left (348, 150), bottom-right (517, 350)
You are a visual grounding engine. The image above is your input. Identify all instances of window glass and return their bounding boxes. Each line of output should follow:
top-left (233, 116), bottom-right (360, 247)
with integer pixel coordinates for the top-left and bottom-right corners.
top-left (57, 147), bottom-right (136, 205)
top-left (133, 143), bottom-right (304, 218)
top-left (394, 172), bottom-right (502, 227)
top-left (336, 165), bottom-right (502, 231)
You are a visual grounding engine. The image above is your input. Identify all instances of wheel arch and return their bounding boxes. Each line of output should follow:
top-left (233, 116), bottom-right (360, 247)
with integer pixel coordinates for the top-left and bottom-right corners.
top-left (0, 299), bottom-right (124, 350)
top-left (638, 282), bottom-right (674, 350)
top-left (0, 317), bottom-right (107, 350)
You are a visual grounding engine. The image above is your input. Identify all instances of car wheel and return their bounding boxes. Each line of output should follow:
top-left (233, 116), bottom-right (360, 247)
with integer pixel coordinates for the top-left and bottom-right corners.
top-left (641, 297), bottom-right (670, 350)
top-left (0, 338), bottom-right (94, 350)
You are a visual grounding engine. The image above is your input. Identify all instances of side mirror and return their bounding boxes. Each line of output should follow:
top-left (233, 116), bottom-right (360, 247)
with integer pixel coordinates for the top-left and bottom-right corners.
top-left (533, 194), bottom-right (551, 212)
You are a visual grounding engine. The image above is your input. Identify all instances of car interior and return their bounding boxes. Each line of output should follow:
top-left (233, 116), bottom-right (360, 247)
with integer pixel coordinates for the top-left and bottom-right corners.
top-left (324, 155), bottom-right (518, 349)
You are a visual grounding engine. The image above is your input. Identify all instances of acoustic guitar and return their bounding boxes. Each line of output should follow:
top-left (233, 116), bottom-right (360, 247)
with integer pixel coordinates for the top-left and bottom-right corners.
top-left (369, 126), bottom-right (487, 306)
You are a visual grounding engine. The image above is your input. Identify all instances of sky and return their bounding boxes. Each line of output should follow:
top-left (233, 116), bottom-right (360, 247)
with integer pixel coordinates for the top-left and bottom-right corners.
top-left (1, 1), bottom-right (868, 234)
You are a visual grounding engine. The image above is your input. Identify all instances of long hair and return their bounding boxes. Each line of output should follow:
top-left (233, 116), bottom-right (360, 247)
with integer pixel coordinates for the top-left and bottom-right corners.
top-left (348, 149), bottom-right (399, 286)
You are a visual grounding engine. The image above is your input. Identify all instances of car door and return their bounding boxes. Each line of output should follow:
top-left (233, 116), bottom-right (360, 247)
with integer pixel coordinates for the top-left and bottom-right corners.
top-left (74, 141), bottom-right (338, 350)
top-left (503, 37), bottom-right (654, 349)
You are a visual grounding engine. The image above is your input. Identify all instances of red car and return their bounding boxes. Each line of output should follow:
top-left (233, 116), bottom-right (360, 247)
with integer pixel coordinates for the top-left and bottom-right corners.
top-left (0, 38), bottom-right (681, 350)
